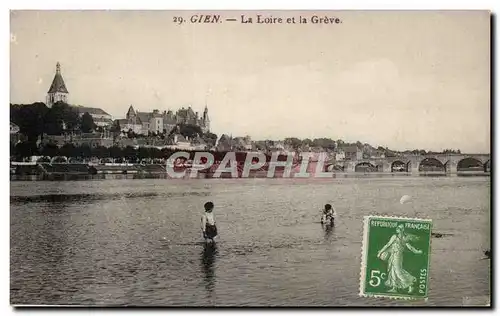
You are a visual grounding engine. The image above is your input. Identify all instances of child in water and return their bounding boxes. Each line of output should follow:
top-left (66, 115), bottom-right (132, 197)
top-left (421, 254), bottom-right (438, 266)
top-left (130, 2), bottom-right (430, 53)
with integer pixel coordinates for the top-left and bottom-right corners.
top-left (201, 202), bottom-right (218, 243)
top-left (321, 203), bottom-right (336, 226)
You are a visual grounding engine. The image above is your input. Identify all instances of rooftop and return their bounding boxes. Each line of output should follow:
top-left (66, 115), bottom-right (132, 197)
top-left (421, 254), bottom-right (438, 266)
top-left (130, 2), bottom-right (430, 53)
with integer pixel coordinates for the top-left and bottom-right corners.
top-left (71, 105), bottom-right (110, 116)
top-left (47, 62), bottom-right (69, 94)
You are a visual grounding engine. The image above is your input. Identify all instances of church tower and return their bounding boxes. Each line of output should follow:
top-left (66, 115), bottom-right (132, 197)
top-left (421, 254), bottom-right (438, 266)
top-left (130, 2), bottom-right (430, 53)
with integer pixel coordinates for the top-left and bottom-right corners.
top-left (46, 62), bottom-right (69, 107)
top-left (203, 104), bottom-right (210, 133)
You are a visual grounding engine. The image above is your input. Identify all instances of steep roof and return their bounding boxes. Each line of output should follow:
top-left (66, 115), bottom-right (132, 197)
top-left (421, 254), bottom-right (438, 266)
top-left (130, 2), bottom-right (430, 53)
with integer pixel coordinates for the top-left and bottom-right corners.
top-left (92, 117), bottom-right (113, 123)
top-left (47, 62), bottom-right (69, 94)
top-left (71, 105), bottom-right (110, 116)
top-left (136, 112), bottom-right (151, 123)
top-left (126, 105), bottom-right (136, 118)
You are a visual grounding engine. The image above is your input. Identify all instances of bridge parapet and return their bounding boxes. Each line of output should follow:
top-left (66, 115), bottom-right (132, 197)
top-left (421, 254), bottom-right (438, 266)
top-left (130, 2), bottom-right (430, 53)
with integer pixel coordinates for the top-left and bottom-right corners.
top-left (333, 153), bottom-right (490, 173)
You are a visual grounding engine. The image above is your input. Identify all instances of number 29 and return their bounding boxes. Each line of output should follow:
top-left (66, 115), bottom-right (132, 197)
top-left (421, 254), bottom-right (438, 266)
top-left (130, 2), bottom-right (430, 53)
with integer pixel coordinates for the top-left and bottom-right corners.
top-left (173, 16), bottom-right (184, 25)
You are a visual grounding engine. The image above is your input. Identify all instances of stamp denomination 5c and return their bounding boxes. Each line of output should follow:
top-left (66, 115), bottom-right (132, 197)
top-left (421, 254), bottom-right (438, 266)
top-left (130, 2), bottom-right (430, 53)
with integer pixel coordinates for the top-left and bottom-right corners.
top-left (360, 216), bottom-right (432, 300)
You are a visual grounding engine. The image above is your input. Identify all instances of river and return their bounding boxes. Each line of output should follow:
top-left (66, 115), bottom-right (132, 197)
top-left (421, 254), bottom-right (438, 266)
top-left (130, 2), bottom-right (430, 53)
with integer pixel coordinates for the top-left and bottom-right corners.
top-left (10, 176), bottom-right (490, 306)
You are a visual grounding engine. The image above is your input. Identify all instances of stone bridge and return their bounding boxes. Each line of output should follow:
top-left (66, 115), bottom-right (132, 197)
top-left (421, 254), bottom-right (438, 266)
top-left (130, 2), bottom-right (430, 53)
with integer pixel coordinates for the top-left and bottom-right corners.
top-left (326, 154), bottom-right (491, 174)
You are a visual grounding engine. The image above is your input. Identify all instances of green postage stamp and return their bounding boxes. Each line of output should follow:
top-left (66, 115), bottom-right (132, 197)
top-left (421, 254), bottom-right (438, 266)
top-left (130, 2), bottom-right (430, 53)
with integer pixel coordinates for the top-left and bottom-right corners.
top-left (360, 216), bottom-right (432, 300)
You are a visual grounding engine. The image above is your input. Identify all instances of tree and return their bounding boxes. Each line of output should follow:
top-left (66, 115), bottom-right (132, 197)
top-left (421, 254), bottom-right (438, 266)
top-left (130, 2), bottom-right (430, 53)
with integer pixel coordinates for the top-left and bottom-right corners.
top-left (59, 143), bottom-right (76, 158)
top-left (110, 120), bottom-right (121, 141)
top-left (312, 138), bottom-right (336, 151)
top-left (92, 146), bottom-right (109, 158)
top-left (81, 112), bottom-right (96, 133)
top-left (302, 138), bottom-right (313, 147)
top-left (10, 102), bottom-right (48, 141)
top-left (123, 146), bottom-right (138, 162)
top-left (40, 143), bottom-right (59, 157)
top-left (178, 124), bottom-right (203, 140)
top-left (10, 142), bottom-right (15, 157)
top-left (78, 144), bottom-right (92, 159)
top-left (127, 129), bottom-right (136, 139)
top-left (284, 137), bottom-right (302, 150)
top-left (15, 141), bottom-right (39, 159)
top-left (50, 102), bottom-right (80, 133)
top-left (203, 132), bottom-right (218, 147)
top-left (109, 146), bottom-right (122, 158)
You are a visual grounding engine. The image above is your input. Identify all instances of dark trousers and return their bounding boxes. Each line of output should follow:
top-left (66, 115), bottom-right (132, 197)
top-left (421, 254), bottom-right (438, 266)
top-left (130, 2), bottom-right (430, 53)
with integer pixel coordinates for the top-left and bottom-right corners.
top-left (205, 224), bottom-right (218, 239)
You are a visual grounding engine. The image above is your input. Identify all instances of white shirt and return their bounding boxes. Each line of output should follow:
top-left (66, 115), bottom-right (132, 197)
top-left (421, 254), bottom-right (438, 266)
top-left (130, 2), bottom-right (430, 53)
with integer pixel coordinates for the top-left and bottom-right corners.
top-left (323, 208), bottom-right (336, 216)
top-left (201, 212), bottom-right (215, 230)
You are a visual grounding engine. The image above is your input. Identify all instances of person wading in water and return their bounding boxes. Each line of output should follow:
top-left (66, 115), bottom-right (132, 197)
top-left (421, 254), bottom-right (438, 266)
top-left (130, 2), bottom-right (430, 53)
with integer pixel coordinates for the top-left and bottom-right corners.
top-left (201, 202), bottom-right (218, 243)
top-left (321, 203), bottom-right (336, 226)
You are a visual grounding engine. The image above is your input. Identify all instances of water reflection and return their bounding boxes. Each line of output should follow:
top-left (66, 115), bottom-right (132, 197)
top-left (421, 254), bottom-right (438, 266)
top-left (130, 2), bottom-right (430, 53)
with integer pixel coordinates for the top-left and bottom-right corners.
top-left (322, 223), bottom-right (335, 240)
top-left (200, 243), bottom-right (218, 297)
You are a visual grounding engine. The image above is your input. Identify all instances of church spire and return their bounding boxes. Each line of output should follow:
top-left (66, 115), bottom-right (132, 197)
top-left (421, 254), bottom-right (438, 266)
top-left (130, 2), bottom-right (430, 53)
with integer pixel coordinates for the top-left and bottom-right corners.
top-left (46, 62), bottom-right (69, 107)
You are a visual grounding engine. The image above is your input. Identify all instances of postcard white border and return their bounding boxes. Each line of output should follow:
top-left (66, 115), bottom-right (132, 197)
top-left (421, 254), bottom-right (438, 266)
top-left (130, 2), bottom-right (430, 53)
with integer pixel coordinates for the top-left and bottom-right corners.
top-left (3, 1), bottom-right (497, 315)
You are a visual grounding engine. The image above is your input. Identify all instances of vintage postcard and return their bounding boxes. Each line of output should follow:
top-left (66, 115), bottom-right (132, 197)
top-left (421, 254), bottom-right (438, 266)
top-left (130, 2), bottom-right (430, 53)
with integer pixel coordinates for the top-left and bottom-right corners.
top-left (9, 10), bottom-right (490, 307)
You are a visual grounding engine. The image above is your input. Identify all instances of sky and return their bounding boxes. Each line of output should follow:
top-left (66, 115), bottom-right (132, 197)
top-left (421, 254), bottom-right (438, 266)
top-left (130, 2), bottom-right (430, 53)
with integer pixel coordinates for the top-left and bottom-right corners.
top-left (10, 10), bottom-right (490, 153)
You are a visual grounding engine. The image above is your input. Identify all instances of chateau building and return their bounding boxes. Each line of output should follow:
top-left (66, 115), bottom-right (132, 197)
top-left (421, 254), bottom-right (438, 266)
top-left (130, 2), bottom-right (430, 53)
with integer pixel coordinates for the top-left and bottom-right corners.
top-left (118, 104), bottom-right (210, 135)
top-left (44, 62), bottom-right (210, 134)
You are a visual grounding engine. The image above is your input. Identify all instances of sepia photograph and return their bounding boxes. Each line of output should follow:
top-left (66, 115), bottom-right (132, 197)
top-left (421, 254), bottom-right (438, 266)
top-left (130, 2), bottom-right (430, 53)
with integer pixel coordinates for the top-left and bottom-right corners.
top-left (9, 10), bottom-right (491, 307)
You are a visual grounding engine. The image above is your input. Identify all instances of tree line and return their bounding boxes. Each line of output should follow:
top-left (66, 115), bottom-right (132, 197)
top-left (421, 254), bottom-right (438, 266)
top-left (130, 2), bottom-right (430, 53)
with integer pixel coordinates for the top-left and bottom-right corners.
top-left (11, 102), bottom-right (219, 147)
top-left (11, 102), bottom-right (100, 141)
top-left (10, 142), bottom-right (286, 163)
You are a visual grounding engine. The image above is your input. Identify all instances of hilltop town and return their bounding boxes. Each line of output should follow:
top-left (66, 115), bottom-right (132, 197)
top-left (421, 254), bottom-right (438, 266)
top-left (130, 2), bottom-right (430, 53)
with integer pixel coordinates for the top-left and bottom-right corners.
top-left (10, 62), bottom-right (463, 162)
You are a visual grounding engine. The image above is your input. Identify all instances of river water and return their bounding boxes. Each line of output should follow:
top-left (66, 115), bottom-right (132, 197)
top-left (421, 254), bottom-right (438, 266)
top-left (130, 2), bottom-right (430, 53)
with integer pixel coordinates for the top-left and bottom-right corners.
top-left (10, 177), bottom-right (490, 306)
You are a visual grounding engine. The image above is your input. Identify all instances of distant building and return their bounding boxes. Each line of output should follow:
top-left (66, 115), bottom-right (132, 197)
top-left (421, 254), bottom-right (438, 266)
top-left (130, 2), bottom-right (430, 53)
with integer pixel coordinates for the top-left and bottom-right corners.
top-left (44, 62), bottom-right (112, 128)
top-left (121, 104), bottom-right (210, 136)
top-left (41, 133), bottom-right (113, 148)
top-left (371, 150), bottom-right (386, 159)
top-left (165, 134), bottom-right (198, 151)
top-left (216, 134), bottom-right (233, 152)
top-left (46, 62), bottom-right (69, 107)
top-left (71, 105), bottom-right (113, 128)
top-left (342, 145), bottom-right (363, 161)
top-left (232, 136), bottom-right (253, 151)
top-left (335, 149), bottom-right (346, 161)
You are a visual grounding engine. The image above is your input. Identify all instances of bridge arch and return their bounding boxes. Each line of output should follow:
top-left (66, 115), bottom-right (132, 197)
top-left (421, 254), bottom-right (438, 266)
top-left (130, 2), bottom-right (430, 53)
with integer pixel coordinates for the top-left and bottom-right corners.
top-left (418, 158), bottom-right (445, 172)
top-left (391, 160), bottom-right (408, 172)
top-left (36, 156), bottom-right (51, 163)
top-left (355, 162), bottom-right (378, 172)
top-left (50, 156), bottom-right (68, 163)
top-left (457, 157), bottom-right (484, 172)
top-left (485, 160), bottom-right (491, 172)
top-left (327, 164), bottom-right (345, 172)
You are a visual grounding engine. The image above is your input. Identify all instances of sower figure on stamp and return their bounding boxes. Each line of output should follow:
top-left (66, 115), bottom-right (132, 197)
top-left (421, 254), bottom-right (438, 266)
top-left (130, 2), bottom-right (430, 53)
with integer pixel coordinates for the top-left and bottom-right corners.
top-left (377, 224), bottom-right (422, 293)
top-left (201, 202), bottom-right (218, 244)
